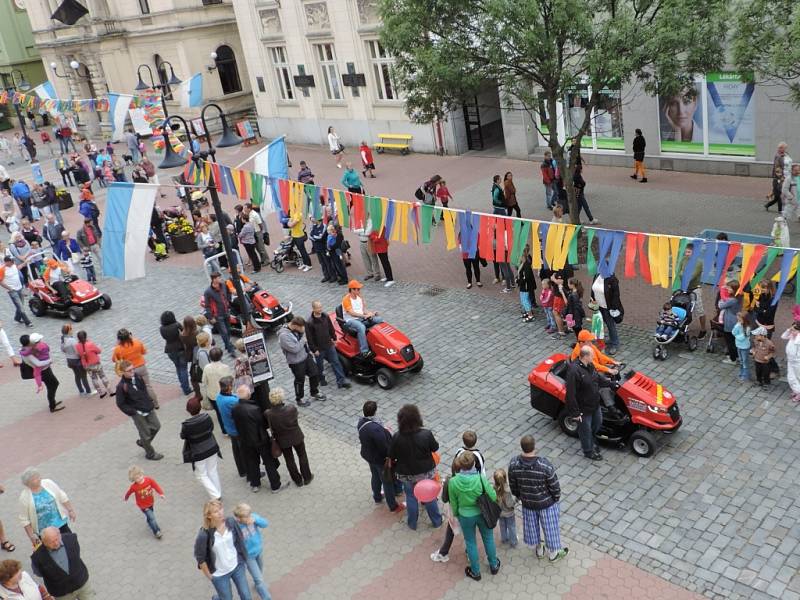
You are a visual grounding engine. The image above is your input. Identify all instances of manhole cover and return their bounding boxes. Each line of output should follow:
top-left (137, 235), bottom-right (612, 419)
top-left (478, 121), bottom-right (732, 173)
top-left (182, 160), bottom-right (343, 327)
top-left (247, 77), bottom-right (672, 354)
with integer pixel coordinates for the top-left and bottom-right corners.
top-left (420, 287), bottom-right (446, 297)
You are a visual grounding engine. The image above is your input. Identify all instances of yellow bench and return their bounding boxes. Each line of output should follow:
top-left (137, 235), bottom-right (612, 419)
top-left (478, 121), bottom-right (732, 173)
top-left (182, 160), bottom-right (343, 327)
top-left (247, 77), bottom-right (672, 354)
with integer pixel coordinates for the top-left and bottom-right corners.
top-left (374, 133), bottom-right (413, 155)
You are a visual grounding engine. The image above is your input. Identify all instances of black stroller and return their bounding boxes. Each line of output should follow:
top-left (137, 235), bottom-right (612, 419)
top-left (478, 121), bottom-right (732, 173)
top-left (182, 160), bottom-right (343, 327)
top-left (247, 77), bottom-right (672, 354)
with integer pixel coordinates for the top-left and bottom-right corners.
top-left (652, 290), bottom-right (699, 360)
top-left (270, 237), bottom-right (302, 273)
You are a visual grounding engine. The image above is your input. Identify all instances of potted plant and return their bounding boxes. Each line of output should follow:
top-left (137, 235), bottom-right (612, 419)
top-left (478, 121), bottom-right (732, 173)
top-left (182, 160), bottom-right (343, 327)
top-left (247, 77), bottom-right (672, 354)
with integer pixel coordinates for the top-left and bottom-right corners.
top-left (166, 217), bottom-right (198, 253)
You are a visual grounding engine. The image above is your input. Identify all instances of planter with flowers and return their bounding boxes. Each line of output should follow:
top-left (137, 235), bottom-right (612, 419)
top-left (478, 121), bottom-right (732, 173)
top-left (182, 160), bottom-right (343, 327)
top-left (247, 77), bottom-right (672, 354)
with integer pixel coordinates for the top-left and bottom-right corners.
top-left (166, 217), bottom-right (198, 254)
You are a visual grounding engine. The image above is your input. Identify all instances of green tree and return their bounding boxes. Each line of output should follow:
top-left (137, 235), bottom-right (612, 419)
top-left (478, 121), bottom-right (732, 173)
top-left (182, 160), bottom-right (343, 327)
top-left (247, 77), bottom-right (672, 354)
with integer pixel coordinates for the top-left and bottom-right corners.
top-left (380, 0), bottom-right (729, 223)
top-left (731, 0), bottom-right (800, 107)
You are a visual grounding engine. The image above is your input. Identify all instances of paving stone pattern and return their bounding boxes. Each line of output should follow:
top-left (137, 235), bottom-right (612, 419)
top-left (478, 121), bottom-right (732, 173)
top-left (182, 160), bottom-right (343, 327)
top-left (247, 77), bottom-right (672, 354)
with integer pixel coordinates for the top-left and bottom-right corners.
top-left (1, 259), bottom-right (796, 599)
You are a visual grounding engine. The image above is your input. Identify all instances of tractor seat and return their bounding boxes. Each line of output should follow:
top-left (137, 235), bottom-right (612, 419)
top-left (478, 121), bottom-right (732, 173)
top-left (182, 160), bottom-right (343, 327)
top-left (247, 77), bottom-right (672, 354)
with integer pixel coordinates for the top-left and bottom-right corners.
top-left (335, 305), bottom-right (361, 336)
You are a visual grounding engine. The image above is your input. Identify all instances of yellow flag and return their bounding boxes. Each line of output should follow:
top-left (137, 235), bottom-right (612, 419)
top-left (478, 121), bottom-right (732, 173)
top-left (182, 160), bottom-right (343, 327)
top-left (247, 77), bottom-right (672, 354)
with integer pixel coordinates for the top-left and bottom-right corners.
top-left (400, 203), bottom-right (409, 244)
top-left (669, 236), bottom-right (681, 286)
top-left (772, 254), bottom-right (798, 282)
top-left (739, 243), bottom-right (754, 282)
top-left (379, 197), bottom-right (389, 237)
top-left (648, 235), bottom-right (660, 287)
top-left (544, 223), bottom-right (563, 267)
top-left (531, 222), bottom-right (542, 269)
top-left (658, 236), bottom-right (670, 288)
top-left (443, 209), bottom-right (457, 250)
top-left (553, 225), bottom-right (576, 270)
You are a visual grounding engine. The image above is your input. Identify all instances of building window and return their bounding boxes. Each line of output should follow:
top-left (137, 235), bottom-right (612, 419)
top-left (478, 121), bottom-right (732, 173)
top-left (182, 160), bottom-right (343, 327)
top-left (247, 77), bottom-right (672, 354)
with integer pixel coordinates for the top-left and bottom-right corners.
top-left (366, 40), bottom-right (397, 100)
top-left (314, 43), bottom-right (342, 101)
top-left (256, 76), bottom-right (266, 93)
top-left (215, 45), bottom-right (242, 95)
top-left (269, 46), bottom-right (294, 100)
top-left (139, 0), bottom-right (150, 14)
top-left (202, 0), bottom-right (223, 5)
top-left (658, 72), bottom-right (755, 157)
top-left (154, 54), bottom-right (173, 101)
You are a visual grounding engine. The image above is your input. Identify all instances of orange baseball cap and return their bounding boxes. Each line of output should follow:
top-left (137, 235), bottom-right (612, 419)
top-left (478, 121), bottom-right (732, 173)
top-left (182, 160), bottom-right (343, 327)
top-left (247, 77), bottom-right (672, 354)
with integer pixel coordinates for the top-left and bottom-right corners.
top-left (577, 330), bottom-right (596, 342)
top-left (347, 279), bottom-right (363, 289)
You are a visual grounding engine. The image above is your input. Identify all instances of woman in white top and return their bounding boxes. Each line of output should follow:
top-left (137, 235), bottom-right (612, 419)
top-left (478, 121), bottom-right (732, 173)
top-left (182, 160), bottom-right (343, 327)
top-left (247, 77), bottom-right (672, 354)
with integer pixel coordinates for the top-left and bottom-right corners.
top-left (0, 560), bottom-right (46, 600)
top-left (327, 126), bottom-right (343, 168)
top-left (194, 500), bottom-right (251, 600)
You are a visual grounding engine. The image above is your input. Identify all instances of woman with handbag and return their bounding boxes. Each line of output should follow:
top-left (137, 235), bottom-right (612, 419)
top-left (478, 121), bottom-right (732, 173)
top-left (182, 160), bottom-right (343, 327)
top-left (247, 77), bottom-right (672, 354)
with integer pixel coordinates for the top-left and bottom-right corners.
top-left (388, 404), bottom-right (443, 531)
top-left (265, 387), bottom-right (313, 487)
top-left (59, 324), bottom-right (92, 396)
top-left (0, 559), bottom-right (52, 599)
top-left (448, 451), bottom-right (501, 581)
top-left (159, 311), bottom-right (193, 396)
top-left (181, 396), bottom-right (223, 500)
top-left (327, 126), bottom-right (344, 169)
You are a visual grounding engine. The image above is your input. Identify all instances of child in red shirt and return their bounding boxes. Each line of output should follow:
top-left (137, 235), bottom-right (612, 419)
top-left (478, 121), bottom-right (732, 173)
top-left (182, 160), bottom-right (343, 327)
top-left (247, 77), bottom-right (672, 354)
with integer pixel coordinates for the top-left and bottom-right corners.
top-left (359, 141), bottom-right (376, 178)
top-left (435, 180), bottom-right (453, 209)
top-left (124, 465), bottom-right (165, 538)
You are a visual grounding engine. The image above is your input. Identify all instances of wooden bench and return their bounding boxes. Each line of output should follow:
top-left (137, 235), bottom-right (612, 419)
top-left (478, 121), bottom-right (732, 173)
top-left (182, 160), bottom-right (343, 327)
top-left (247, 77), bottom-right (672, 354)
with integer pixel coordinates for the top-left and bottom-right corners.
top-left (374, 133), bottom-right (413, 155)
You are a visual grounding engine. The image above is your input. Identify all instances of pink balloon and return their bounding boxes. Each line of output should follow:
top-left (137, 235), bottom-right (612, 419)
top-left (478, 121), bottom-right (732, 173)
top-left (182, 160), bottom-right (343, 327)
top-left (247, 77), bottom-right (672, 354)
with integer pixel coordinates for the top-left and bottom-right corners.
top-left (413, 479), bottom-right (441, 503)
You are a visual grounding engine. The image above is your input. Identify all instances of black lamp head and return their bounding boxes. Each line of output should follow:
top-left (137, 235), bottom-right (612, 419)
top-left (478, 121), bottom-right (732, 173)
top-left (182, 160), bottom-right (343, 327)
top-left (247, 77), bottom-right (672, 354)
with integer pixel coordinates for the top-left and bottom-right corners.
top-left (158, 134), bottom-right (189, 170)
top-left (134, 74), bottom-right (149, 91)
top-left (216, 117), bottom-right (243, 148)
top-left (167, 66), bottom-right (182, 87)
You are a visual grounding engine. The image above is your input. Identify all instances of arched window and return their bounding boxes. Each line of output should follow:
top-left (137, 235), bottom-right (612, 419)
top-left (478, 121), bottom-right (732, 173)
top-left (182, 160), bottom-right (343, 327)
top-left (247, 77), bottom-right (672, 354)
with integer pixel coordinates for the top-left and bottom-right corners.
top-left (155, 54), bottom-right (173, 100)
top-left (215, 45), bottom-right (242, 95)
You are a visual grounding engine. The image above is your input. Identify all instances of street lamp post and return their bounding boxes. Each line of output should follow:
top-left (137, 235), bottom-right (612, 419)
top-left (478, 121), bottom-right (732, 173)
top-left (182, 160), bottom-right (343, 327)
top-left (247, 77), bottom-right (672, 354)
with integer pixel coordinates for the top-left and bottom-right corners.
top-left (158, 110), bottom-right (249, 322)
top-left (135, 62), bottom-right (181, 120)
top-left (0, 68), bottom-right (34, 159)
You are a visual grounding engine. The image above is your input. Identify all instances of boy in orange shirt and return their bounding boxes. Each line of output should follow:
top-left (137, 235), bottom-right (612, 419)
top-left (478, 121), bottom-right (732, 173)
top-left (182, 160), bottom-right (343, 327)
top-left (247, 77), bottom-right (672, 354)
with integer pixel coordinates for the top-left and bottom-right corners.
top-left (124, 465), bottom-right (165, 539)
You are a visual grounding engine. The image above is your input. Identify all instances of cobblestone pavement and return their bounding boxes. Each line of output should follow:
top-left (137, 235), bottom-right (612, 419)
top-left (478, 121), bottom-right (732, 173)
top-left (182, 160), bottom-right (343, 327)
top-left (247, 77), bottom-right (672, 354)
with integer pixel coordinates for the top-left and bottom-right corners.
top-left (1, 256), bottom-right (798, 599)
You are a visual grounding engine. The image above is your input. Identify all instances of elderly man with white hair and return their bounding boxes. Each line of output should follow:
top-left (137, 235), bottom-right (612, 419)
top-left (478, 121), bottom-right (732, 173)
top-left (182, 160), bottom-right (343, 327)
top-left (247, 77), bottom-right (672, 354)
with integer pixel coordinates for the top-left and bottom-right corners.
top-left (17, 469), bottom-right (76, 549)
top-left (564, 345), bottom-right (613, 462)
top-left (30, 527), bottom-right (94, 599)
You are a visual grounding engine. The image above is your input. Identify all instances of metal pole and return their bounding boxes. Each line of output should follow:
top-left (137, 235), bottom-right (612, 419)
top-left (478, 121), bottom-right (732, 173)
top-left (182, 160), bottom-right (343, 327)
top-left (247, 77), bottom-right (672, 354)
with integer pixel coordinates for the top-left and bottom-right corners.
top-left (205, 162), bottom-right (250, 322)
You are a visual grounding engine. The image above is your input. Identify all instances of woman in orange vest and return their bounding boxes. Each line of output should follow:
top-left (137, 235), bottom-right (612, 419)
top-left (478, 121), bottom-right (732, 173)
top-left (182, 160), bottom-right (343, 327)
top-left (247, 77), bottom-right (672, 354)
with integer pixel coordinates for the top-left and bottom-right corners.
top-left (570, 329), bottom-right (620, 375)
top-left (112, 328), bottom-right (159, 408)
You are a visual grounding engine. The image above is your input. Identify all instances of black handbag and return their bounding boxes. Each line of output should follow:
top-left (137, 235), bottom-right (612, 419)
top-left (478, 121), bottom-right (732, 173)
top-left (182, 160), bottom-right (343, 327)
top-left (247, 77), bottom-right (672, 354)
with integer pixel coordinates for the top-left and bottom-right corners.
top-left (476, 477), bottom-right (501, 529)
top-left (20, 361), bottom-right (33, 380)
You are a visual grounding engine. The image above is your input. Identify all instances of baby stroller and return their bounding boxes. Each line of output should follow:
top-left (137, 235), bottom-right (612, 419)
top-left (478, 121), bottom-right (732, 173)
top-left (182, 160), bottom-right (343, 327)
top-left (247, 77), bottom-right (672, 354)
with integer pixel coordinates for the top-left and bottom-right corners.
top-left (652, 290), bottom-right (699, 360)
top-left (270, 237), bottom-right (302, 273)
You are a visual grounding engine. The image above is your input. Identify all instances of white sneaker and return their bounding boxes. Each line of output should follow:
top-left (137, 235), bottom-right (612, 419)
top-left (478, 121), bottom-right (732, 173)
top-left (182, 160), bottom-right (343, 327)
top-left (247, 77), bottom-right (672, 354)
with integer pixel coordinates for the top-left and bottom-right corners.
top-left (380, 277), bottom-right (388, 282)
top-left (384, 280), bottom-right (395, 288)
top-left (535, 543), bottom-right (545, 559)
top-left (721, 357), bottom-right (737, 365)
top-left (430, 551), bottom-right (449, 563)
top-left (589, 219), bottom-right (600, 225)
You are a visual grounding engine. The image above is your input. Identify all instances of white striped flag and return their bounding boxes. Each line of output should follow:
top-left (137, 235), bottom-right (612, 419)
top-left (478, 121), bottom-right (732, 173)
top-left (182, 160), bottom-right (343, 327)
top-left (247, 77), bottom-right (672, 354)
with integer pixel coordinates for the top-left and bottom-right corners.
top-left (102, 183), bottom-right (159, 280)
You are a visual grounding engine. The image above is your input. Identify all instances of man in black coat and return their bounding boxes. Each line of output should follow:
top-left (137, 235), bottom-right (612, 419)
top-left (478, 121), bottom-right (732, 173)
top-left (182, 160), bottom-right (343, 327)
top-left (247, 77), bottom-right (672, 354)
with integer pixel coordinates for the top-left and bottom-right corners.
top-left (357, 400), bottom-right (404, 512)
top-left (307, 300), bottom-right (351, 389)
top-left (630, 128), bottom-right (647, 183)
top-left (115, 360), bottom-right (163, 461)
top-left (31, 527), bottom-right (94, 599)
top-left (565, 346), bottom-right (612, 461)
top-left (203, 272), bottom-right (236, 355)
top-left (231, 384), bottom-right (285, 493)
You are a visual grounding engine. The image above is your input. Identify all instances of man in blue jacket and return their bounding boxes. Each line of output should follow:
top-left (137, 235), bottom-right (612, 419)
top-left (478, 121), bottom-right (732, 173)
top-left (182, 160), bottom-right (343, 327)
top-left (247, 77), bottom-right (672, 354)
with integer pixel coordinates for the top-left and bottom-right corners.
top-left (357, 400), bottom-right (404, 513)
top-left (11, 179), bottom-right (32, 221)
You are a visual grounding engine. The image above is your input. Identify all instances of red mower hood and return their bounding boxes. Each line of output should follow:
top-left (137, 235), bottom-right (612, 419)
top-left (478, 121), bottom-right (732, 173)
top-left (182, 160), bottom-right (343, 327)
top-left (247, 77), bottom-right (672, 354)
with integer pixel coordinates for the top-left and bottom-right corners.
top-left (68, 279), bottom-right (100, 299)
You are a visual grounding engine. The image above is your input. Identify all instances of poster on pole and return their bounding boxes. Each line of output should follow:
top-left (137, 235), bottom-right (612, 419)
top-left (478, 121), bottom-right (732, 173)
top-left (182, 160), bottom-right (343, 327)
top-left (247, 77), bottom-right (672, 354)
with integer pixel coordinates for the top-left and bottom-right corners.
top-left (243, 330), bottom-right (274, 383)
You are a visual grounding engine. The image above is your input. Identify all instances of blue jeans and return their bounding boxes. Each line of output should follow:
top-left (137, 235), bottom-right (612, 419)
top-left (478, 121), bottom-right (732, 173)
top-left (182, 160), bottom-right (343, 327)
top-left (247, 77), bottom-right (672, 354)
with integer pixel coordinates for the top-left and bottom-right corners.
top-left (738, 348), bottom-right (751, 380)
top-left (167, 350), bottom-right (192, 394)
top-left (345, 316), bottom-right (384, 353)
top-left (499, 515), bottom-right (517, 546)
top-left (458, 513), bottom-right (499, 576)
top-left (7, 290), bottom-right (31, 325)
top-left (244, 554), bottom-right (271, 600)
top-left (544, 183), bottom-right (556, 209)
top-left (315, 345), bottom-right (347, 385)
top-left (600, 307), bottom-right (619, 349)
top-left (578, 405), bottom-right (603, 456)
top-left (211, 562), bottom-right (252, 600)
top-left (368, 462), bottom-right (401, 510)
top-left (402, 479), bottom-right (442, 530)
top-left (216, 316), bottom-right (235, 353)
top-left (543, 307), bottom-right (556, 330)
top-left (141, 507), bottom-right (160, 535)
top-left (520, 291), bottom-right (532, 313)
top-left (576, 190), bottom-right (594, 221)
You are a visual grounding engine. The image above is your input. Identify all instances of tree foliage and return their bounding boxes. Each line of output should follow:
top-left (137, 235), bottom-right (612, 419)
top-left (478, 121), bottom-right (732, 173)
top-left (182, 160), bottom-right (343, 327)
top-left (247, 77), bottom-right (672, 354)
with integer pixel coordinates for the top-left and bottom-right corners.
top-left (731, 0), bottom-right (800, 106)
top-left (379, 0), bottom-right (729, 222)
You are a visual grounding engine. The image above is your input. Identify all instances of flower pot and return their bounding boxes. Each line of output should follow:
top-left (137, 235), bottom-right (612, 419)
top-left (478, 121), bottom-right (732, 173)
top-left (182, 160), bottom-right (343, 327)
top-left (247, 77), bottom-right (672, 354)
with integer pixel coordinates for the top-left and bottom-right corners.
top-left (171, 233), bottom-right (198, 254)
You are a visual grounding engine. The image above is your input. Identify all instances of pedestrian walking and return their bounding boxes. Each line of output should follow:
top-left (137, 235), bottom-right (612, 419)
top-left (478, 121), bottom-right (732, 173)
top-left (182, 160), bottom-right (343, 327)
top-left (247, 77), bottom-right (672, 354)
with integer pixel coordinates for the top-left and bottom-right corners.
top-left (232, 385), bottom-right (284, 494)
top-left (370, 230), bottom-right (395, 287)
top-left (216, 376), bottom-right (247, 479)
top-left (508, 435), bottom-right (568, 562)
top-left (30, 529), bottom-right (94, 600)
top-left (18, 334), bottom-right (61, 413)
top-left (200, 345), bottom-right (232, 435)
top-left (565, 345), bottom-right (612, 461)
top-left (74, 331), bottom-right (113, 398)
top-left (204, 272), bottom-right (237, 355)
top-left (112, 329), bottom-right (159, 409)
top-left (328, 126), bottom-right (344, 168)
top-left (232, 504), bottom-right (271, 600)
top-left (357, 401), bottom-right (404, 512)
top-left (0, 256), bottom-right (32, 327)
top-left (125, 128), bottom-right (140, 162)
top-left (0, 485), bottom-right (15, 554)
top-left (388, 404), bottom-right (443, 531)
top-left (630, 128), bottom-right (647, 182)
top-left (306, 301), bottom-right (351, 388)
top-left (266, 387), bottom-right (314, 487)
top-left (572, 169), bottom-right (599, 224)
top-left (782, 163), bottom-right (800, 221)
top-left (159, 311), bottom-right (192, 396)
top-left (277, 316), bottom-right (326, 407)
top-left (491, 174), bottom-right (505, 215)
top-left (18, 470), bottom-right (76, 547)
top-left (341, 162), bottom-right (364, 194)
top-left (541, 151), bottom-right (557, 209)
top-left (448, 451), bottom-right (501, 581)
top-left (59, 324), bottom-right (93, 396)
top-left (503, 172), bottom-right (521, 217)
top-left (75, 219), bottom-right (102, 272)
top-left (194, 500), bottom-right (253, 600)
top-left (115, 360), bottom-right (163, 461)
top-left (181, 396), bottom-right (223, 500)
top-left (123, 465), bottom-right (164, 539)
top-left (435, 179), bottom-right (452, 214)
top-left (359, 141), bottom-right (376, 178)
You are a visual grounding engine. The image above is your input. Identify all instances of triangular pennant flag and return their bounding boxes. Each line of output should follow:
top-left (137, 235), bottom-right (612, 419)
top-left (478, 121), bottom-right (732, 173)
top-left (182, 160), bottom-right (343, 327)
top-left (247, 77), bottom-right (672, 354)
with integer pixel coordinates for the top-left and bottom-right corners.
top-left (773, 250), bottom-right (798, 303)
top-left (442, 209), bottom-right (457, 250)
top-left (668, 237), bottom-right (682, 286)
top-left (553, 224), bottom-right (576, 270)
top-left (544, 223), bottom-right (563, 267)
top-left (738, 244), bottom-right (767, 294)
top-left (587, 229), bottom-right (597, 276)
top-left (647, 235), bottom-right (661, 287)
top-left (510, 220), bottom-right (531, 265)
top-left (478, 215), bottom-right (494, 262)
top-left (382, 199), bottom-right (395, 239)
top-left (717, 242), bottom-right (742, 287)
top-left (567, 226), bottom-right (582, 266)
top-left (539, 223), bottom-right (551, 267)
top-left (657, 236), bottom-right (671, 288)
top-left (753, 247), bottom-right (780, 285)
top-left (636, 233), bottom-right (651, 284)
top-left (531, 221), bottom-right (542, 269)
top-left (679, 240), bottom-right (704, 291)
top-left (420, 205), bottom-right (433, 243)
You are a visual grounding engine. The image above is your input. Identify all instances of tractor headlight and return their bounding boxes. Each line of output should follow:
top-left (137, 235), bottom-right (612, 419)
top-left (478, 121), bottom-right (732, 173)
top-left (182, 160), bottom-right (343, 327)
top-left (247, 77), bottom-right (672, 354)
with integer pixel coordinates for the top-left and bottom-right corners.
top-left (386, 348), bottom-right (397, 355)
top-left (648, 405), bottom-right (668, 414)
